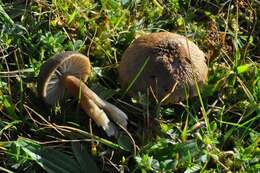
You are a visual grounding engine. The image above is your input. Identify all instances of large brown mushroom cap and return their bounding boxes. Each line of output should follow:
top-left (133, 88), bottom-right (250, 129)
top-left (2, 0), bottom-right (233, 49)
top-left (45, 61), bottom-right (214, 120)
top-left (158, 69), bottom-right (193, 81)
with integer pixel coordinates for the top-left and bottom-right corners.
top-left (119, 32), bottom-right (208, 104)
top-left (37, 51), bottom-right (91, 105)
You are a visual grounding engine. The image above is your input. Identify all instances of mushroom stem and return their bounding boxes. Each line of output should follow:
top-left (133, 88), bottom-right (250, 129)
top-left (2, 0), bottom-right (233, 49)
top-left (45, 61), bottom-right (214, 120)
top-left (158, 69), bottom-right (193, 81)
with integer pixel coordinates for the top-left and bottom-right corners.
top-left (71, 83), bottom-right (128, 128)
top-left (61, 75), bottom-right (115, 136)
top-left (61, 75), bottom-right (127, 136)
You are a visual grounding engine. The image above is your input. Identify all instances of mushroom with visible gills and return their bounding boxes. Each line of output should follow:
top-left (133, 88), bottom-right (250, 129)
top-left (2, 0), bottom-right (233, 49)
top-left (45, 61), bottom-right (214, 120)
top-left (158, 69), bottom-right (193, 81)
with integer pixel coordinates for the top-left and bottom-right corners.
top-left (38, 51), bottom-right (128, 136)
top-left (119, 32), bottom-right (208, 104)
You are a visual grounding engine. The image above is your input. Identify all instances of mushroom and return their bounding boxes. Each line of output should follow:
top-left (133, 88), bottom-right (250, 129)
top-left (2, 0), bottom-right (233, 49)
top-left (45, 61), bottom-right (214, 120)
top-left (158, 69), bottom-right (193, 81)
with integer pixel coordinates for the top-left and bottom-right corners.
top-left (119, 32), bottom-right (208, 104)
top-left (38, 51), bottom-right (128, 136)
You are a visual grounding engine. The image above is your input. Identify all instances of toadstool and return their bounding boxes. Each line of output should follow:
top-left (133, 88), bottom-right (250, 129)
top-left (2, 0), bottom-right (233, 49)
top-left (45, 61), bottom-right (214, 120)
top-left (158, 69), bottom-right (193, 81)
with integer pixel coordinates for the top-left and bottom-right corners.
top-left (119, 32), bottom-right (208, 104)
top-left (38, 51), bottom-right (127, 136)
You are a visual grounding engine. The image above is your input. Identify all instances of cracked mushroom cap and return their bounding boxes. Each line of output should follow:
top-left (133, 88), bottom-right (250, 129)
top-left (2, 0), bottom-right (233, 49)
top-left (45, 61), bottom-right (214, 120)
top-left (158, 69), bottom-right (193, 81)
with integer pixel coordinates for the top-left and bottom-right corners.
top-left (119, 32), bottom-right (208, 104)
top-left (37, 51), bottom-right (91, 105)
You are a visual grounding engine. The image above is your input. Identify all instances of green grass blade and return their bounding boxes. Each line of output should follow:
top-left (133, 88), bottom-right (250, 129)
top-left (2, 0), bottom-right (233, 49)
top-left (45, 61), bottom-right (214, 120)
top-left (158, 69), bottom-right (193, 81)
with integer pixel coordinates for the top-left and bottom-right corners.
top-left (122, 57), bottom-right (150, 97)
top-left (0, 166), bottom-right (14, 173)
top-left (0, 3), bottom-right (14, 26)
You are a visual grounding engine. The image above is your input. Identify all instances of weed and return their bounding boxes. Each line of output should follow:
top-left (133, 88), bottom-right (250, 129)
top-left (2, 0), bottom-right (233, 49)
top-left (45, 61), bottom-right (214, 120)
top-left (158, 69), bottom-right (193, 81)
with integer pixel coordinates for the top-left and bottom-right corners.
top-left (0, 0), bottom-right (259, 172)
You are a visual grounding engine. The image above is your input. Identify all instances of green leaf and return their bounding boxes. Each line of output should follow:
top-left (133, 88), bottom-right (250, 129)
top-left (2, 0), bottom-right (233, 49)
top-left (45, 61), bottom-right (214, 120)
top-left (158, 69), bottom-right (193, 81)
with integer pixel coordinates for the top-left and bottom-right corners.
top-left (16, 139), bottom-right (81, 173)
top-left (0, 95), bottom-right (18, 118)
top-left (71, 142), bottom-right (101, 173)
top-left (91, 83), bottom-right (117, 100)
top-left (0, 3), bottom-right (14, 26)
top-left (236, 64), bottom-right (252, 74)
top-left (184, 164), bottom-right (201, 173)
top-left (0, 120), bottom-right (22, 136)
top-left (117, 134), bottom-right (132, 151)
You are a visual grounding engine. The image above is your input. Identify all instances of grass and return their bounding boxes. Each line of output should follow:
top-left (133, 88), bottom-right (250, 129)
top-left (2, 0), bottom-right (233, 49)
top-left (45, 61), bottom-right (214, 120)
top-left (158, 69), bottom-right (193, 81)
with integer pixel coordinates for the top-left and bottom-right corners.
top-left (0, 0), bottom-right (259, 172)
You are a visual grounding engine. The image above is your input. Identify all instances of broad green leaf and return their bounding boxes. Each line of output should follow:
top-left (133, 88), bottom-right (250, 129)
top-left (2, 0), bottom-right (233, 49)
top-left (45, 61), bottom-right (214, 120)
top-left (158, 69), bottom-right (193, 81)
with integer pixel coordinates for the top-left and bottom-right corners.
top-left (184, 164), bottom-right (201, 173)
top-left (71, 142), bottom-right (101, 173)
top-left (0, 95), bottom-right (17, 118)
top-left (16, 139), bottom-right (81, 173)
top-left (91, 83), bottom-right (117, 100)
top-left (236, 64), bottom-right (252, 74)
top-left (117, 134), bottom-right (132, 152)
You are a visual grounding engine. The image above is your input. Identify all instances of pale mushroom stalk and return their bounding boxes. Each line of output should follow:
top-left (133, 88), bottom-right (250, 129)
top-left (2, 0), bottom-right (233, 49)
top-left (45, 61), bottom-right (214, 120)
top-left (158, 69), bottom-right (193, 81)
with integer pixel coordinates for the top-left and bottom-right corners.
top-left (61, 75), bottom-right (115, 136)
top-left (61, 75), bottom-right (127, 132)
top-left (37, 51), bottom-right (128, 137)
top-left (74, 83), bottom-right (128, 128)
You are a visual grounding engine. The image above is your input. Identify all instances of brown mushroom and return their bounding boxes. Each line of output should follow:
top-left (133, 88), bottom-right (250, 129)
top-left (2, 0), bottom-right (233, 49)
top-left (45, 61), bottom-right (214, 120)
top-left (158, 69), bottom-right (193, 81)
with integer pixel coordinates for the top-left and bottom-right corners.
top-left (119, 32), bottom-right (208, 104)
top-left (38, 51), bottom-right (127, 136)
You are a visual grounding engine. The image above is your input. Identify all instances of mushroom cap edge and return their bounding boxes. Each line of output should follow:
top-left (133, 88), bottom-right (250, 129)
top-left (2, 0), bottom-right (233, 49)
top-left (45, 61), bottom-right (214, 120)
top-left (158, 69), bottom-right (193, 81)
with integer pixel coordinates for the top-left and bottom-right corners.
top-left (37, 51), bottom-right (91, 105)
